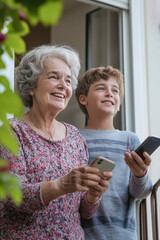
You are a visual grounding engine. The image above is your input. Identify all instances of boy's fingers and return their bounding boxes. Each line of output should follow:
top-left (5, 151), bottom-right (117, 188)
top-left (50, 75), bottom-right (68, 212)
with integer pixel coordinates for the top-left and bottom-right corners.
top-left (143, 152), bottom-right (152, 166)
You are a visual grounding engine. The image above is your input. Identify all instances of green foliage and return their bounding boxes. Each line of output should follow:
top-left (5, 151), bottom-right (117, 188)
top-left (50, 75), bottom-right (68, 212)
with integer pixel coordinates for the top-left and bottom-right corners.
top-left (0, 0), bottom-right (63, 205)
top-left (0, 76), bottom-right (23, 154)
top-left (0, 159), bottom-right (23, 205)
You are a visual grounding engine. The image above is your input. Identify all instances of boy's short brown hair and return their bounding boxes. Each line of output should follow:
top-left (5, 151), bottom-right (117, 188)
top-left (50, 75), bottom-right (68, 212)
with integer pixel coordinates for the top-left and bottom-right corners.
top-left (75, 65), bottom-right (124, 117)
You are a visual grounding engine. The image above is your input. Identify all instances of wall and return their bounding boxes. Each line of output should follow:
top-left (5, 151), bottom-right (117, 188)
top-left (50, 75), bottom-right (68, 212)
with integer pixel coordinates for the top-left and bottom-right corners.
top-left (145, 0), bottom-right (160, 185)
top-left (144, 2), bottom-right (160, 237)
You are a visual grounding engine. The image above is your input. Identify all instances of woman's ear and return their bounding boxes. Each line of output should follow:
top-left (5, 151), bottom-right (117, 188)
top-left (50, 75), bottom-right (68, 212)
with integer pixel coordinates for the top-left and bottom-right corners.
top-left (79, 94), bottom-right (88, 106)
top-left (29, 90), bottom-right (34, 96)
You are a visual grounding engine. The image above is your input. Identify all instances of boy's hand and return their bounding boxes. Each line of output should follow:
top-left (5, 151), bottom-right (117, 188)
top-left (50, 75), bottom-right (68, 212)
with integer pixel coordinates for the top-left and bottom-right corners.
top-left (124, 151), bottom-right (151, 177)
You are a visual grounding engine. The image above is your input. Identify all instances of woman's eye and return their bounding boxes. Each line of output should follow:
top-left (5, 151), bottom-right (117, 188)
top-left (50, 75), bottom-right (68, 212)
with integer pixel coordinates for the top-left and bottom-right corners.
top-left (66, 79), bottom-right (71, 85)
top-left (49, 75), bottom-right (57, 79)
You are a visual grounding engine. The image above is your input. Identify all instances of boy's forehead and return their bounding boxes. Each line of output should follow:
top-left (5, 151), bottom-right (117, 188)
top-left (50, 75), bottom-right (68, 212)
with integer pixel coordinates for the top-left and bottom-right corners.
top-left (92, 77), bottom-right (119, 87)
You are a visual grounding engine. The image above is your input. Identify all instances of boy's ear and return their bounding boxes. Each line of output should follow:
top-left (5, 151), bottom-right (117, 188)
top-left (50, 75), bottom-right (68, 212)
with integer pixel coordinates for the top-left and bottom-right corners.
top-left (79, 94), bottom-right (88, 106)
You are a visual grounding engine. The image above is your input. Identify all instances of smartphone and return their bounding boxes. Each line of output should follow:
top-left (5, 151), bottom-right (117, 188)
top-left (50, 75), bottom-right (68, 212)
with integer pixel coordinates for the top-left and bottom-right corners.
top-left (135, 136), bottom-right (160, 160)
top-left (90, 156), bottom-right (115, 179)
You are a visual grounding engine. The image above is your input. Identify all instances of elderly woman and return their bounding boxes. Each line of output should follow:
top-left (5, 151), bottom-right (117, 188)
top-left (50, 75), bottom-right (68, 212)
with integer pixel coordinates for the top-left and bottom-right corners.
top-left (0, 44), bottom-right (112, 239)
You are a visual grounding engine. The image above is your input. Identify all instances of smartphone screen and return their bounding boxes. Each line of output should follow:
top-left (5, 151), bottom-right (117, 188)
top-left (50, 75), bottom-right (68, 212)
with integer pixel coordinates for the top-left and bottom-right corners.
top-left (135, 136), bottom-right (160, 160)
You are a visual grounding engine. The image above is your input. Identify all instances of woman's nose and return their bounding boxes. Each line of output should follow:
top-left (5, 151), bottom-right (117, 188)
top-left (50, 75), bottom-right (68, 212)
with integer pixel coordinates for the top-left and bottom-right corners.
top-left (57, 78), bottom-right (67, 89)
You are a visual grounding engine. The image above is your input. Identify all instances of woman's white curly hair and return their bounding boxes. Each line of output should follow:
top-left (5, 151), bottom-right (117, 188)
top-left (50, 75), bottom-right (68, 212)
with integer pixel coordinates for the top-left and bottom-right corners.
top-left (15, 44), bottom-right (81, 107)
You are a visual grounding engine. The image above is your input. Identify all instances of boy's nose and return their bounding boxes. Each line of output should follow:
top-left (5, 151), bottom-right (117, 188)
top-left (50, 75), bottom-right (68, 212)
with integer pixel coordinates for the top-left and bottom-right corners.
top-left (105, 89), bottom-right (113, 97)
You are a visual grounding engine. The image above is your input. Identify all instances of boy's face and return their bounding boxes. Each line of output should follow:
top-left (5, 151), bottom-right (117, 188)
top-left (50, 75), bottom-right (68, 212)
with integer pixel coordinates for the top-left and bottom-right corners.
top-left (80, 77), bottom-right (120, 118)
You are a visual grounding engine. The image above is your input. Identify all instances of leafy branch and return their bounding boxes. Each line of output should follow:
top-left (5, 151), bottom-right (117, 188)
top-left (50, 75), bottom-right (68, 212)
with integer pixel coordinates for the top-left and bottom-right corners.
top-left (0, 0), bottom-right (63, 205)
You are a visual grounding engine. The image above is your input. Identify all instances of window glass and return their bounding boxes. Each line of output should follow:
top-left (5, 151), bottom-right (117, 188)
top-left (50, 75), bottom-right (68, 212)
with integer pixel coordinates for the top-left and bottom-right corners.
top-left (86, 8), bottom-right (124, 130)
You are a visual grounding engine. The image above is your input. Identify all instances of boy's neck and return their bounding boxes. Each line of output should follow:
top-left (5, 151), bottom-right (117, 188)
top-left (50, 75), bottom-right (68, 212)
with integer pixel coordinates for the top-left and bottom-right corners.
top-left (85, 118), bottom-right (115, 131)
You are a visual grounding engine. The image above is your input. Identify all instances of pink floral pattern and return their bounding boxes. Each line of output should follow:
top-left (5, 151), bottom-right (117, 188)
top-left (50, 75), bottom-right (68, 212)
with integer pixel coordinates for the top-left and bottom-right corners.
top-left (0, 118), bottom-right (99, 240)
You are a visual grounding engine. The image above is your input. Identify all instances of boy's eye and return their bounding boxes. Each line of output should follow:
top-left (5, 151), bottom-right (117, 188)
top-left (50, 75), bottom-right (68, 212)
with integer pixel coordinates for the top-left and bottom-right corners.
top-left (97, 87), bottom-right (105, 90)
top-left (112, 88), bottom-right (119, 93)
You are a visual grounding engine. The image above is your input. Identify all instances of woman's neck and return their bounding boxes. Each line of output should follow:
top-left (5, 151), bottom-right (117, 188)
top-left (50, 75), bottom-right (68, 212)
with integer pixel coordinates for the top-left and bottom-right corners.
top-left (23, 110), bottom-right (58, 140)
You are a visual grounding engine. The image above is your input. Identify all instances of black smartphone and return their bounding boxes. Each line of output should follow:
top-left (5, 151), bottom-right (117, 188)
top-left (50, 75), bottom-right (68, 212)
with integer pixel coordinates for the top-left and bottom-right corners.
top-left (135, 136), bottom-right (160, 160)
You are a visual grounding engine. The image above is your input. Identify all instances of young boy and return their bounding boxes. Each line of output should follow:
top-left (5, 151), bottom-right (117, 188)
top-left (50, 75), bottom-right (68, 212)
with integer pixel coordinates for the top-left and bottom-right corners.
top-left (75, 66), bottom-right (152, 240)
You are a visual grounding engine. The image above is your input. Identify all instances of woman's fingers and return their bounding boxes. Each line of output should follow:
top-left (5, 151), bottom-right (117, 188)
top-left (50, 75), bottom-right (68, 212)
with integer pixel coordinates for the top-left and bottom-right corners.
top-left (60, 166), bottom-right (113, 195)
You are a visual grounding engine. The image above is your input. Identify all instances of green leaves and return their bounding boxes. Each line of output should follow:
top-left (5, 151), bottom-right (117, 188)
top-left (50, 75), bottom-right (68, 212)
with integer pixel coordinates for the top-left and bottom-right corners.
top-left (0, 0), bottom-right (63, 56)
top-left (0, 127), bottom-right (20, 155)
top-left (0, 58), bottom-right (6, 68)
top-left (0, 76), bottom-right (23, 154)
top-left (0, 76), bottom-right (23, 118)
top-left (9, 18), bottom-right (30, 36)
top-left (0, 0), bottom-right (63, 206)
top-left (0, 76), bottom-right (23, 205)
top-left (0, 0), bottom-right (63, 27)
top-left (3, 20), bottom-right (30, 55)
top-left (5, 33), bottom-right (26, 54)
top-left (38, 0), bottom-right (63, 26)
top-left (0, 160), bottom-right (23, 205)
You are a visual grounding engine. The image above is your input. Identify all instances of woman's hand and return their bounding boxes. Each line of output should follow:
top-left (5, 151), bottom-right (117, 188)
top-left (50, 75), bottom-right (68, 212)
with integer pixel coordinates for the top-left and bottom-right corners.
top-left (60, 166), bottom-right (113, 204)
top-left (86, 170), bottom-right (113, 204)
top-left (59, 166), bottom-right (96, 194)
top-left (124, 151), bottom-right (151, 177)
top-left (42, 166), bottom-right (113, 205)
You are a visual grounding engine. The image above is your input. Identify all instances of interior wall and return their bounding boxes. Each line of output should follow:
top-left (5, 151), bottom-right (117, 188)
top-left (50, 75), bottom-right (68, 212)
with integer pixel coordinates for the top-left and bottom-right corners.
top-left (51, 1), bottom-right (96, 128)
top-left (16, 23), bottom-right (51, 114)
top-left (145, 0), bottom-right (160, 184)
top-left (23, 23), bottom-right (51, 51)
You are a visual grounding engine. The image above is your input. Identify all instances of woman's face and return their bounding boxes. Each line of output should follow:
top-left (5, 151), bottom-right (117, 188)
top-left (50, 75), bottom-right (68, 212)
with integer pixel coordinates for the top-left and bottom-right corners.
top-left (32, 57), bottom-right (72, 114)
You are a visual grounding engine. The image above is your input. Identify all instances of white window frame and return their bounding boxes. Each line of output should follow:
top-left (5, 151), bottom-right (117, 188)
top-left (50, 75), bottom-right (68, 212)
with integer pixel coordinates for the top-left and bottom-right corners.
top-left (78, 0), bottom-right (128, 10)
top-left (129, 0), bottom-right (149, 141)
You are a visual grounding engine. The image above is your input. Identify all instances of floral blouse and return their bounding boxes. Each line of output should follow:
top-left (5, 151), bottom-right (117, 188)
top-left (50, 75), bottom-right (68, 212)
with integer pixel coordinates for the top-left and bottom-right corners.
top-left (0, 118), bottom-right (100, 240)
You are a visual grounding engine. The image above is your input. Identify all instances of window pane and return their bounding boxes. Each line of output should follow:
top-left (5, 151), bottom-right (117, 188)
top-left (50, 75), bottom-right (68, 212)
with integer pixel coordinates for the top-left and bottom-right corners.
top-left (86, 8), bottom-right (124, 130)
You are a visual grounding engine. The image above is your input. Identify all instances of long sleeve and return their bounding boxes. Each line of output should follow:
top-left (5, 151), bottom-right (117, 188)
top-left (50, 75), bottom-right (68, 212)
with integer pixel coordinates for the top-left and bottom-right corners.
top-left (128, 134), bottom-right (153, 199)
top-left (0, 144), bottom-right (46, 212)
top-left (80, 192), bottom-right (101, 219)
top-left (129, 171), bottom-right (153, 199)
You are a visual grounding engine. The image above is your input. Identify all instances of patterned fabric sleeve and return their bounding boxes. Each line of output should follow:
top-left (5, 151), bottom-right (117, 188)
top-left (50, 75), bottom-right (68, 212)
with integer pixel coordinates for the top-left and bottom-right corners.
top-left (80, 192), bottom-right (101, 219)
top-left (0, 143), bottom-right (46, 213)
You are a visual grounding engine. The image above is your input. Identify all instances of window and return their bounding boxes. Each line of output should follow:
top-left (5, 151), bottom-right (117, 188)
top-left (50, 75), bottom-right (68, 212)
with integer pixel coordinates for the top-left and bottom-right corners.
top-left (86, 7), bottom-right (125, 129)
